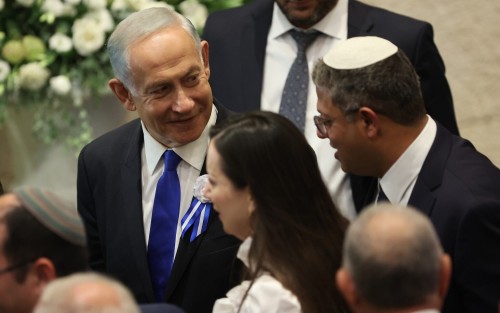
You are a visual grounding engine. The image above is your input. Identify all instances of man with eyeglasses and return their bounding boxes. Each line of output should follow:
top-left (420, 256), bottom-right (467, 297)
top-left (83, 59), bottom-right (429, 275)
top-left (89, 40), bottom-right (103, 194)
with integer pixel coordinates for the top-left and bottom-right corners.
top-left (0, 187), bottom-right (88, 313)
top-left (312, 36), bottom-right (500, 313)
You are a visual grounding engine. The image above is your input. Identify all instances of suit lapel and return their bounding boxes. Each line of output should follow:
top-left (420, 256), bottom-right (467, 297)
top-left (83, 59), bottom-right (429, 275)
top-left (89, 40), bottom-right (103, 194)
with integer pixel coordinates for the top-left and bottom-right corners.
top-left (347, 0), bottom-right (374, 37)
top-left (121, 121), bottom-right (156, 302)
top-left (408, 124), bottom-right (451, 216)
top-left (241, 0), bottom-right (274, 111)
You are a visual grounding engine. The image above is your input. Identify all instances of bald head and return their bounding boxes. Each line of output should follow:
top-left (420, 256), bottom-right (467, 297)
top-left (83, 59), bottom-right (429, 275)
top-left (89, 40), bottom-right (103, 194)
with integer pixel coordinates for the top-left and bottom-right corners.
top-left (34, 273), bottom-right (140, 313)
top-left (339, 204), bottom-right (450, 311)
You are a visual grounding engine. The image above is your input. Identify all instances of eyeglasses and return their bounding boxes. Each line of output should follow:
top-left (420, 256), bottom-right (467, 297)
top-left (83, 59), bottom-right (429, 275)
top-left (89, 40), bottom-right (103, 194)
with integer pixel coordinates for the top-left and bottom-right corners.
top-left (313, 115), bottom-right (333, 137)
top-left (0, 259), bottom-right (35, 276)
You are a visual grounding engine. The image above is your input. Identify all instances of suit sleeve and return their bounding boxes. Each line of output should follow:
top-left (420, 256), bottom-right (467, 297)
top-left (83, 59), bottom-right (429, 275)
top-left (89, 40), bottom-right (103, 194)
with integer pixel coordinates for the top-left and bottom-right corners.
top-left (77, 145), bottom-right (106, 272)
top-left (413, 23), bottom-right (459, 135)
top-left (454, 202), bottom-right (500, 312)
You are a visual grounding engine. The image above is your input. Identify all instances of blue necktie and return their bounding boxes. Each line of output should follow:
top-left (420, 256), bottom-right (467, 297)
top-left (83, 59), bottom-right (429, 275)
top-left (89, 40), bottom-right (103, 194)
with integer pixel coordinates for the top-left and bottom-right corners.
top-left (279, 30), bottom-right (320, 132)
top-left (148, 150), bottom-right (182, 301)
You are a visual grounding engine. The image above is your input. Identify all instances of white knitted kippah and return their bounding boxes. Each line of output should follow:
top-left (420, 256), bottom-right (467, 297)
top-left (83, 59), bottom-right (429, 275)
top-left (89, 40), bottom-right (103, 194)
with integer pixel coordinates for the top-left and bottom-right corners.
top-left (324, 36), bottom-right (398, 69)
top-left (14, 187), bottom-right (86, 247)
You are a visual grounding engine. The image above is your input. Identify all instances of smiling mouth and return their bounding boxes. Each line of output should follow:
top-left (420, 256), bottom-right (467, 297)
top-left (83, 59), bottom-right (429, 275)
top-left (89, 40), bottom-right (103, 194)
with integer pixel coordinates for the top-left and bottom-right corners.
top-left (170, 116), bottom-right (195, 125)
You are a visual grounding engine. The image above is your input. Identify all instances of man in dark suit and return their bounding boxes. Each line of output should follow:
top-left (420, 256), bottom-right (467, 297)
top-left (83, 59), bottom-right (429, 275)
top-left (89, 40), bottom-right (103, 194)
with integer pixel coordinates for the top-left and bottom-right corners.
top-left (312, 36), bottom-right (500, 313)
top-left (203, 0), bottom-right (459, 219)
top-left (77, 7), bottom-right (240, 313)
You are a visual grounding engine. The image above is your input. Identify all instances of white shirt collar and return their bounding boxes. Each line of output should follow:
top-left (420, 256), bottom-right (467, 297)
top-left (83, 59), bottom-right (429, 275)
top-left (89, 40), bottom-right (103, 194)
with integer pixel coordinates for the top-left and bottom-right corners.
top-left (142, 104), bottom-right (217, 175)
top-left (269, 0), bottom-right (348, 40)
top-left (237, 236), bottom-right (253, 269)
top-left (380, 116), bottom-right (437, 204)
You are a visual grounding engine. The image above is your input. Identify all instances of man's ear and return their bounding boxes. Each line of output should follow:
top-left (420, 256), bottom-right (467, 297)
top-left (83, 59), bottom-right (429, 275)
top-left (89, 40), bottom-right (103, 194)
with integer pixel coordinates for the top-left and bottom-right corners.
top-left (109, 78), bottom-right (136, 111)
top-left (30, 257), bottom-right (56, 295)
top-left (336, 268), bottom-right (359, 308)
top-left (201, 40), bottom-right (210, 80)
top-left (358, 106), bottom-right (380, 139)
top-left (438, 254), bottom-right (452, 300)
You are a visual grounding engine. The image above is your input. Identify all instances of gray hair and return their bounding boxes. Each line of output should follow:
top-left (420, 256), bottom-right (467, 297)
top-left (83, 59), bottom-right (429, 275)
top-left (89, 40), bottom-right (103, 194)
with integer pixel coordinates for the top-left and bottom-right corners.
top-left (33, 272), bottom-right (140, 313)
top-left (343, 203), bottom-right (443, 309)
top-left (312, 49), bottom-right (426, 124)
top-left (107, 7), bottom-right (202, 95)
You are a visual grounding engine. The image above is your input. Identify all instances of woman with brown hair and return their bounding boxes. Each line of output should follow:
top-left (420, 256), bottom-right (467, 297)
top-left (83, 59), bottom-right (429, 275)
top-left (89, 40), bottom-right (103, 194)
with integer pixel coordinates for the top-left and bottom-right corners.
top-left (205, 111), bottom-right (349, 313)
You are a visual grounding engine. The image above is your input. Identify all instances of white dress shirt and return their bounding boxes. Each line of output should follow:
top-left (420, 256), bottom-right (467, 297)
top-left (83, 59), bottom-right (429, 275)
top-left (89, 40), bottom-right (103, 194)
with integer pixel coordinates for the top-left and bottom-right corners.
top-left (212, 238), bottom-right (301, 313)
top-left (378, 116), bottom-right (437, 205)
top-left (141, 105), bottom-right (217, 256)
top-left (261, 0), bottom-right (356, 219)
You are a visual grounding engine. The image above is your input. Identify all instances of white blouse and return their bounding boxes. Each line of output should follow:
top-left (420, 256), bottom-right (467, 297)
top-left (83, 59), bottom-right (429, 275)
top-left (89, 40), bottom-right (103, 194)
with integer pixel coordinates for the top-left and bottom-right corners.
top-left (212, 238), bottom-right (301, 313)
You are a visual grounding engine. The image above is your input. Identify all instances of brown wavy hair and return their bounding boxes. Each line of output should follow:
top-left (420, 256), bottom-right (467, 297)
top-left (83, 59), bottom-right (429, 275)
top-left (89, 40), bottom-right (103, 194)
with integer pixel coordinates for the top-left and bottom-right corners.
top-left (210, 111), bottom-right (350, 313)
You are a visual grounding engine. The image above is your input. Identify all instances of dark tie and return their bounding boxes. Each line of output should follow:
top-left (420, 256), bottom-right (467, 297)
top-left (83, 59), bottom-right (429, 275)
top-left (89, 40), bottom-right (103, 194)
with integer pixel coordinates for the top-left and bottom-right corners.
top-left (148, 150), bottom-right (182, 301)
top-left (279, 30), bottom-right (320, 132)
top-left (377, 184), bottom-right (389, 203)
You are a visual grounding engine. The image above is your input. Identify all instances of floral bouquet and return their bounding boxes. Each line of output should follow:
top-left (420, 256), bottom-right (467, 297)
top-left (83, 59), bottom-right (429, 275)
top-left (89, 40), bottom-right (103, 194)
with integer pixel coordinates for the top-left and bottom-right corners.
top-left (0, 0), bottom-right (247, 149)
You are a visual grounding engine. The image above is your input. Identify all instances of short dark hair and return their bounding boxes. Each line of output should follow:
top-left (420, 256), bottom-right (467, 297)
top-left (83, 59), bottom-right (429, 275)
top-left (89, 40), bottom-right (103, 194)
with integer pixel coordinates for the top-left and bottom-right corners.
top-left (210, 111), bottom-right (349, 313)
top-left (312, 49), bottom-right (426, 124)
top-left (344, 204), bottom-right (443, 309)
top-left (2, 206), bottom-right (88, 283)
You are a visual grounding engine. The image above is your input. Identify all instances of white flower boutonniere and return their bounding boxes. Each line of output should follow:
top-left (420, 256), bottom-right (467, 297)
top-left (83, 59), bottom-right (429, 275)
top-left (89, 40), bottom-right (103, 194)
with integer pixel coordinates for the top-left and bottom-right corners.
top-left (181, 174), bottom-right (212, 242)
top-left (193, 174), bottom-right (210, 203)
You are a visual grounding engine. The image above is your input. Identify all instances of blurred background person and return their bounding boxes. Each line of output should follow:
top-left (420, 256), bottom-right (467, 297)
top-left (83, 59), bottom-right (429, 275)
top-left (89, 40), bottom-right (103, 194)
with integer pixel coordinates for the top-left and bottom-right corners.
top-left (205, 111), bottom-right (349, 313)
top-left (0, 187), bottom-right (88, 313)
top-left (33, 272), bottom-right (140, 313)
top-left (337, 203), bottom-right (451, 313)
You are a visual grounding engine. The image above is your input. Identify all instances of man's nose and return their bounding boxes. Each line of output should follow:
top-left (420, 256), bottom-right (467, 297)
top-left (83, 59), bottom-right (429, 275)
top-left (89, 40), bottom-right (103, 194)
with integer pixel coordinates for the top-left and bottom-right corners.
top-left (172, 88), bottom-right (195, 112)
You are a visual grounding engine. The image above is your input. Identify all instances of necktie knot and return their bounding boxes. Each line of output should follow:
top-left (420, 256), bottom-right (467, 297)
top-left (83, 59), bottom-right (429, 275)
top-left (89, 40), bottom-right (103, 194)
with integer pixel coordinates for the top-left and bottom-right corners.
top-left (289, 29), bottom-right (320, 53)
top-left (164, 150), bottom-right (181, 171)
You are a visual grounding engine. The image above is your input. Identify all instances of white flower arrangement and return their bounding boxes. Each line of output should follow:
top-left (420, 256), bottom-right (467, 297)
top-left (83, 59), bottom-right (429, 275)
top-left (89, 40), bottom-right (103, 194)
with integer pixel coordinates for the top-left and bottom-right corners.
top-left (0, 0), bottom-right (248, 150)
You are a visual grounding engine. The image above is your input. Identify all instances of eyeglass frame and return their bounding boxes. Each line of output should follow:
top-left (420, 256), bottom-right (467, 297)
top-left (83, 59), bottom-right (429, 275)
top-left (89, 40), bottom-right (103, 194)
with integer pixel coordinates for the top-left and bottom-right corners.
top-left (313, 106), bottom-right (382, 136)
top-left (0, 258), bottom-right (35, 276)
top-left (313, 115), bottom-right (333, 137)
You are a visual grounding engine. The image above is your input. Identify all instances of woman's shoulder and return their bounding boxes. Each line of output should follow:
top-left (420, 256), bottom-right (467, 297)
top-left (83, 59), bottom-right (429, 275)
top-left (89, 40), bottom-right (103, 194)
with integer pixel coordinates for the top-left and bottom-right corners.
top-left (213, 275), bottom-right (301, 313)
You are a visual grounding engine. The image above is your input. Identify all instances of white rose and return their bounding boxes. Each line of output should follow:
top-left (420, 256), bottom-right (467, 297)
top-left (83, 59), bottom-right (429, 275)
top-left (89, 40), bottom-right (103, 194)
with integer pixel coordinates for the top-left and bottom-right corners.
top-left (138, 1), bottom-right (174, 11)
top-left (178, 0), bottom-right (208, 30)
top-left (42, 0), bottom-right (64, 16)
top-left (61, 2), bottom-right (77, 16)
top-left (72, 18), bottom-right (106, 56)
top-left (110, 0), bottom-right (128, 11)
top-left (0, 0), bottom-right (5, 11)
top-left (18, 63), bottom-right (50, 91)
top-left (50, 75), bottom-right (72, 95)
top-left (123, 0), bottom-right (147, 11)
top-left (16, 0), bottom-right (35, 7)
top-left (82, 0), bottom-right (106, 10)
top-left (49, 33), bottom-right (73, 53)
top-left (0, 60), bottom-right (11, 82)
top-left (65, 0), bottom-right (81, 4)
top-left (84, 9), bottom-right (114, 32)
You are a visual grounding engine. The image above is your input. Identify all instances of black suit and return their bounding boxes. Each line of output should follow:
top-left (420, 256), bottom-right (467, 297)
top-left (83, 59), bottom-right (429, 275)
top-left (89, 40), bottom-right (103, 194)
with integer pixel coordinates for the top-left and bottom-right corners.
top-left (77, 102), bottom-right (241, 313)
top-left (203, 0), bottom-right (459, 135)
top-left (355, 123), bottom-right (500, 313)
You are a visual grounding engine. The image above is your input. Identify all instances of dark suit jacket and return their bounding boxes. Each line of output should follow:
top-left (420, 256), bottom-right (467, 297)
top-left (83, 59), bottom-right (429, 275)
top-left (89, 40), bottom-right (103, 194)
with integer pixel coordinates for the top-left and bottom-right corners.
top-left (140, 303), bottom-right (185, 313)
top-left (355, 123), bottom-right (500, 313)
top-left (203, 0), bottom-right (459, 135)
top-left (77, 102), bottom-right (241, 313)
